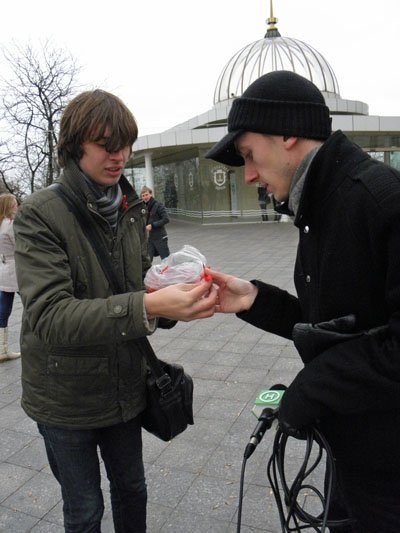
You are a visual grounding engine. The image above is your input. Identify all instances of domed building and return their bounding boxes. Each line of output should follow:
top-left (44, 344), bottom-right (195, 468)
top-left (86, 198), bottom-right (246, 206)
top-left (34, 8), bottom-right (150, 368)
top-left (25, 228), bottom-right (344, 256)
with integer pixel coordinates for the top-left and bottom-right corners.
top-left (130, 3), bottom-right (400, 223)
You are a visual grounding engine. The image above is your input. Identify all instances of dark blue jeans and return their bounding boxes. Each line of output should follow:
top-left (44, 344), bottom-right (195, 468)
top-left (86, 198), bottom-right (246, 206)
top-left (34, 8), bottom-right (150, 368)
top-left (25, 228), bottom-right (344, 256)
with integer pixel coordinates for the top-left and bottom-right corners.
top-left (0, 290), bottom-right (15, 328)
top-left (38, 416), bottom-right (147, 533)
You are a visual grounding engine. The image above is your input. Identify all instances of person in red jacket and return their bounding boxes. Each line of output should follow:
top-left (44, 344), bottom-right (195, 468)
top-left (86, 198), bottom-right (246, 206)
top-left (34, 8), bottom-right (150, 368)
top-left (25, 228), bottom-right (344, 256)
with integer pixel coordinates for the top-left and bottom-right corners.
top-left (206, 70), bottom-right (400, 533)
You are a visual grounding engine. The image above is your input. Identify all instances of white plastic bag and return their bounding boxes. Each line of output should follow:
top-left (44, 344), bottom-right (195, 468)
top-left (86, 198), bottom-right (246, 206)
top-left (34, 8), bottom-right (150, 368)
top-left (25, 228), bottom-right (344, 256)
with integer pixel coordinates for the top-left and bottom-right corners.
top-left (144, 245), bottom-right (207, 291)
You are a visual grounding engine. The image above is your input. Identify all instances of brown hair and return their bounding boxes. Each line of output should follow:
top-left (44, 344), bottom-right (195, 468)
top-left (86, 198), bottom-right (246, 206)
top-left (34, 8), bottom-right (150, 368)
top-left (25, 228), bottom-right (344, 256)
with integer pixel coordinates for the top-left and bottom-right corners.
top-left (57, 89), bottom-right (138, 167)
top-left (141, 186), bottom-right (153, 195)
top-left (0, 194), bottom-right (17, 224)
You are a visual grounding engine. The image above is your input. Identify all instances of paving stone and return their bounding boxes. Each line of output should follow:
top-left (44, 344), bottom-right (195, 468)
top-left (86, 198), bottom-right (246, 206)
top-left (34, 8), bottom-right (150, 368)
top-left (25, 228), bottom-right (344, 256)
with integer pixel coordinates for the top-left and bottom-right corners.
top-left (179, 416), bottom-right (233, 447)
top-left (0, 463), bottom-right (36, 502)
top-left (40, 499), bottom-right (63, 527)
top-left (238, 352), bottom-right (280, 370)
top-left (196, 397), bottom-right (247, 422)
top-left (161, 338), bottom-right (197, 351)
top-left (179, 325), bottom-right (221, 340)
top-left (7, 436), bottom-right (49, 471)
top-left (146, 501), bottom-right (174, 531)
top-left (0, 365), bottom-right (22, 387)
top-left (178, 348), bottom-right (215, 364)
top-left (0, 505), bottom-right (38, 532)
top-left (220, 340), bottom-right (258, 354)
top-left (211, 381), bottom-right (259, 402)
top-left (142, 432), bottom-right (170, 464)
top-left (154, 346), bottom-right (187, 361)
top-left (188, 377), bottom-right (222, 397)
top-left (2, 471), bottom-right (61, 518)
top-left (220, 417), bottom-right (264, 451)
top-left (0, 400), bottom-right (29, 430)
top-left (228, 366), bottom-right (270, 385)
top-left (193, 363), bottom-right (235, 381)
top-left (10, 416), bottom-right (39, 438)
top-left (0, 380), bottom-right (22, 403)
top-left (146, 465), bottom-right (196, 507)
top-left (256, 332), bottom-right (291, 346)
top-left (173, 360), bottom-right (203, 377)
top-left (0, 429), bottom-right (35, 462)
top-left (154, 439), bottom-right (217, 473)
top-left (249, 343), bottom-right (284, 356)
top-left (212, 351), bottom-right (247, 366)
top-left (202, 445), bottom-right (266, 483)
top-left (159, 508), bottom-right (232, 532)
top-left (195, 339), bottom-right (231, 352)
top-left (270, 356), bottom-right (304, 373)
top-left (30, 519), bottom-right (64, 532)
top-left (177, 474), bottom-right (239, 522)
top-left (235, 483), bottom-right (283, 531)
top-left (192, 392), bottom-right (209, 415)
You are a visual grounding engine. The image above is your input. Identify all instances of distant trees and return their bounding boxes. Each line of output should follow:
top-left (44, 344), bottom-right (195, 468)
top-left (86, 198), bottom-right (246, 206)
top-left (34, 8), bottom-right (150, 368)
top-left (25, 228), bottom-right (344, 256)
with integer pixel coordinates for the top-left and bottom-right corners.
top-left (0, 40), bottom-right (81, 196)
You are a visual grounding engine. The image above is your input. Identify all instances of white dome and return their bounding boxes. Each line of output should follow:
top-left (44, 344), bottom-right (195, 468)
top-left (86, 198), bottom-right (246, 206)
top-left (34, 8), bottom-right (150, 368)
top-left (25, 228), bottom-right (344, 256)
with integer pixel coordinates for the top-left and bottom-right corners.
top-left (214, 24), bottom-right (340, 105)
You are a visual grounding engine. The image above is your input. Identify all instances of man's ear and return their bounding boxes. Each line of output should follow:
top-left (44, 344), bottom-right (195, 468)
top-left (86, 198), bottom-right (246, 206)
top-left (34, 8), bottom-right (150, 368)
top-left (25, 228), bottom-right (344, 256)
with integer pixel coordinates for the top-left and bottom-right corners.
top-left (282, 136), bottom-right (298, 149)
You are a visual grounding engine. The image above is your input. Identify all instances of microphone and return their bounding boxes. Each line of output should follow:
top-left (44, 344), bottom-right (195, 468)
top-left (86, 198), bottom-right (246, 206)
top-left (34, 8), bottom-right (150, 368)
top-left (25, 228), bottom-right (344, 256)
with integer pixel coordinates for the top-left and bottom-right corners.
top-left (244, 384), bottom-right (287, 459)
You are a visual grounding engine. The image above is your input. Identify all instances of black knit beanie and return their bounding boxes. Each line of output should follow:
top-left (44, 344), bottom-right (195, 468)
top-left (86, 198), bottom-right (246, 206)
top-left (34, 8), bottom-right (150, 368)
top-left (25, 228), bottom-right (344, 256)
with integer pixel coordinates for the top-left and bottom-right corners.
top-left (206, 70), bottom-right (332, 166)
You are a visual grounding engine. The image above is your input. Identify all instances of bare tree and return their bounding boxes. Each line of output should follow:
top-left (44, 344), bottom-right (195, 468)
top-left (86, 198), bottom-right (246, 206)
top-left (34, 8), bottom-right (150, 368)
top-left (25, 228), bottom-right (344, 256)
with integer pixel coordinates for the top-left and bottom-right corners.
top-left (0, 40), bottom-right (81, 193)
top-left (0, 138), bottom-right (23, 198)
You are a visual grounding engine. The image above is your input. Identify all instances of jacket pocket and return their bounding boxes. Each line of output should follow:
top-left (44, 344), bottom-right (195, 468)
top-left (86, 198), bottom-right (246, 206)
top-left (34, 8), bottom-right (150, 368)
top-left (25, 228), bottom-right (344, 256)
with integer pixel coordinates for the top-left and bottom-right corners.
top-left (46, 354), bottom-right (114, 414)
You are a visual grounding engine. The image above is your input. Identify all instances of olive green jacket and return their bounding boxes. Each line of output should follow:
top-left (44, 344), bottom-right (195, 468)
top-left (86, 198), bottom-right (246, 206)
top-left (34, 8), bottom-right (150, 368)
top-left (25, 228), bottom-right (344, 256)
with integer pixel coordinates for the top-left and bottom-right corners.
top-left (14, 161), bottom-right (155, 429)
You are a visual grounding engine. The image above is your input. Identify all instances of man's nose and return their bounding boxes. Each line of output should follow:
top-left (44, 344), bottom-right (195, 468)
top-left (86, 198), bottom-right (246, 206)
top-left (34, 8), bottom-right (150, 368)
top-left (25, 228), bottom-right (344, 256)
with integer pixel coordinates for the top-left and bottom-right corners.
top-left (109, 149), bottom-right (125, 160)
top-left (244, 162), bottom-right (258, 184)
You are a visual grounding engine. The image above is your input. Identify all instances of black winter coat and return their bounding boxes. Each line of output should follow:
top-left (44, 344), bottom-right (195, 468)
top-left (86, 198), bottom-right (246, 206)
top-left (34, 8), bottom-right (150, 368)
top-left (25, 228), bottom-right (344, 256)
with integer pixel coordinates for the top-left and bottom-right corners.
top-left (239, 131), bottom-right (400, 530)
top-left (145, 197), bottom-right (169, 242)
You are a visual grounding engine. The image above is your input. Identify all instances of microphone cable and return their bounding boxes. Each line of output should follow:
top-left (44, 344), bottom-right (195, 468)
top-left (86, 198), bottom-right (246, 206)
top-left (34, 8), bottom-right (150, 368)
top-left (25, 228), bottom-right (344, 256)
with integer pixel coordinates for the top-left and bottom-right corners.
top-left (237, 407), bottom-right (276, 533)
top-left (237, 416), bottom-right (353, 532)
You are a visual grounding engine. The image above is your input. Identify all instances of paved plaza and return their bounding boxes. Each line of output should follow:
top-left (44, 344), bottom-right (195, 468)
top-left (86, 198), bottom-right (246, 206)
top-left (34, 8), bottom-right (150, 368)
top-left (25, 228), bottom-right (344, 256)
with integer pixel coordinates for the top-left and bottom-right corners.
top-left (0, 219), bottom-right (326, 532)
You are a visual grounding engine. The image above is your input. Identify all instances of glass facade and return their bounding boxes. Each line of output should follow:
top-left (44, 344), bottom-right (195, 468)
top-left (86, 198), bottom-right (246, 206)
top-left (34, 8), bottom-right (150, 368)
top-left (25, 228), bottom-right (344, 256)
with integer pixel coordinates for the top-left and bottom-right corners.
top-left (347, 134), bottom-right (400, 171)
top-left (390, 152), bottom-right (400, 171)
top-left (131, 150), bottom-right (280, 223)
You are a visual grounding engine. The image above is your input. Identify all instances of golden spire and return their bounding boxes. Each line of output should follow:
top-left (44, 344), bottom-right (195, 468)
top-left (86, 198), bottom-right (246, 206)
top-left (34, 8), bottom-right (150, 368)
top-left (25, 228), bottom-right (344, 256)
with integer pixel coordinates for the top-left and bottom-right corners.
top-left (265, 0), bottom-right (281, 38)
top-left (267, 0), bottom-right (278, 29)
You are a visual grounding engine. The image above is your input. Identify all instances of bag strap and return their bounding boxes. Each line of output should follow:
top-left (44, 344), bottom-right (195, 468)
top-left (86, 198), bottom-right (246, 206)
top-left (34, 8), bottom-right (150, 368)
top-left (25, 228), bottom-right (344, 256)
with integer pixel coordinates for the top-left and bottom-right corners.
top-left (50, 182), bottom-right (168, 384)
top-left (50, 183), bottom-right (124, 295)
top-left (140, 338), bottom-right (173, 393)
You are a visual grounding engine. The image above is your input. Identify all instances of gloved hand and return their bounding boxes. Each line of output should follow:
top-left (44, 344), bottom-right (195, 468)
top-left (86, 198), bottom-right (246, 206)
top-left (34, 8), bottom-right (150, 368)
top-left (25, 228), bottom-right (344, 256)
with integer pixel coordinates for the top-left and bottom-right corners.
top-left (277, 379), bottom-right (320, 440)
top-left (292, 314), bottom-right (363, 364)
top-left (278, 419), bottom-right (308, 440)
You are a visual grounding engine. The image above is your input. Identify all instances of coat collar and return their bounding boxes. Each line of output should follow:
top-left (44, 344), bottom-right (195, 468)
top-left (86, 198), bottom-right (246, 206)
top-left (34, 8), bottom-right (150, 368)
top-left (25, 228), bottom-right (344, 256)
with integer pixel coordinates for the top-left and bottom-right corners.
top-left (293, 131), bottom-right (370, 226)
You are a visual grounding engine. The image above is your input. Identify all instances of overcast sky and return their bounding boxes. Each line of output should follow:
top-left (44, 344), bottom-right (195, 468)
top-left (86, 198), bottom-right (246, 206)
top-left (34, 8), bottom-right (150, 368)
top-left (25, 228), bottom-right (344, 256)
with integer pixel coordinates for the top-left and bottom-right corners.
top-left (1, 0), bottom-right (399, 137)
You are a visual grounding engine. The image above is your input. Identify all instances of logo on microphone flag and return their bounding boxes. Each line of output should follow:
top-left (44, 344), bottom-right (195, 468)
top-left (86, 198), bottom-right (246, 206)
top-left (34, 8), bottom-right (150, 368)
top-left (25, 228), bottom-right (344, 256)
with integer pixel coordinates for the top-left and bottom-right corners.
top-left (256, 389), bottom-right (285, 407)
top-left (252, 388), bottom-right (285, 418)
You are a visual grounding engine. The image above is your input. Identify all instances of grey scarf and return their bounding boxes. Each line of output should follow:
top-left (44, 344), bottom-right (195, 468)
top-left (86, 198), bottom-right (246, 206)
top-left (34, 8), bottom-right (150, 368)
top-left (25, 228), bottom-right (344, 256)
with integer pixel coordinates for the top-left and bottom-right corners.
top-left (288, 146), bottom-right (320, 216)
top-left (84, 177), bottom-right (123, 234)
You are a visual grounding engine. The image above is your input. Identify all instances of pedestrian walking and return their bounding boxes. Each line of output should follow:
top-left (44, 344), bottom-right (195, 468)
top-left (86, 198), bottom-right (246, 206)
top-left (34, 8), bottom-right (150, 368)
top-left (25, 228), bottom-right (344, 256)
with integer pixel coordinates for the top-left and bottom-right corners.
top-left (0, 193), bottom-right (20, 362)
top-left (141, 185), bottom-right (170, 260)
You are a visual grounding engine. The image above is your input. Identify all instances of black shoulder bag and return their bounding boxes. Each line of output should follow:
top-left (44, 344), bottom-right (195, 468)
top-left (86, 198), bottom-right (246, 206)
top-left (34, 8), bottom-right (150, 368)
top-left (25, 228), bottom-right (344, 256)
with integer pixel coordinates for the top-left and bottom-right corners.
top-left (51, 183), bottom-right (194, 441)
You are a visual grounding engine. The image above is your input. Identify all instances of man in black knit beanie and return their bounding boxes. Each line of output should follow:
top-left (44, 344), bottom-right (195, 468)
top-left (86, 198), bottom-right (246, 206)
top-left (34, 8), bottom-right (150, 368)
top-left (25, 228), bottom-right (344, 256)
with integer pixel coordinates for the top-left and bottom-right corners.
top-left (206, 70), bottom-right (400, 533)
